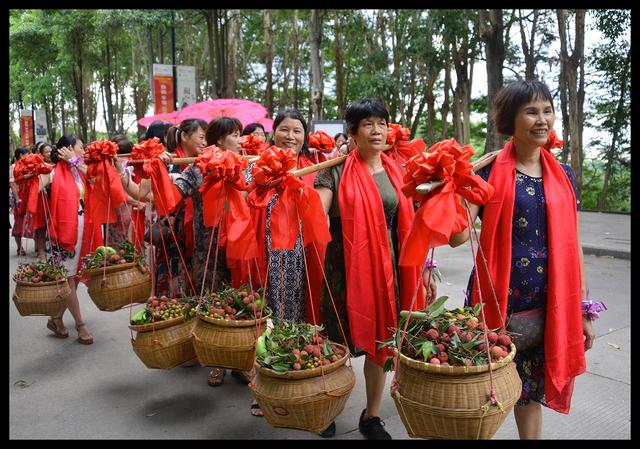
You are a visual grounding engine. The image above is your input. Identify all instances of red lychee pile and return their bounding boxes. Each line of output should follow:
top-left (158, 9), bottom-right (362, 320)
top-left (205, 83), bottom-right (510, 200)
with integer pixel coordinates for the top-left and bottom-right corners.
top-left (13, 260), bottom-right (68, 283)
top-left (197, 286), bottom-right (268, 321)
top-left (256, 321), bottom-right (347, 373)
top-left (383, 299), bottom-right (514, 368)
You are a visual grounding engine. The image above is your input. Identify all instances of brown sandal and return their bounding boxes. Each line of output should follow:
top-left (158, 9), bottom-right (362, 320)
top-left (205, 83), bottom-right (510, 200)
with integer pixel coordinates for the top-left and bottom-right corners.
top-left (47, 317), bottom-right (69, 338)
top-left (75, 322), bottom-right (94, 345)
top-left (231, 370), bottom-right (251, 385)
top-left (207, 368), bottom-right (226, 387)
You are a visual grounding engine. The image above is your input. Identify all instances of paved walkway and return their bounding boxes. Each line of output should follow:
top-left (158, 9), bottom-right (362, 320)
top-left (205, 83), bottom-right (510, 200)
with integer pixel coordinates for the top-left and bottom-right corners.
top-left (579, 211), bottom-right (630, 260)
top-left (8, 212), bottom-right (630, 439)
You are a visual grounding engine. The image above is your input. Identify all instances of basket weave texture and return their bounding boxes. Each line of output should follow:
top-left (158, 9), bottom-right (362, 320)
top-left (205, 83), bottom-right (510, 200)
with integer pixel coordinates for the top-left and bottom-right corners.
top-left (129, 317), bottom-right (196, 369)
top-left (392, 344), bottom-right (522, 440)
top-left (192, 313), bottom-right (269, 371)
top-left (12, 278), bottom-right (70, 317)
top-left (252, 345), bottom-right (356, 434)
top-left (84, 262), bottom-right (151, 311)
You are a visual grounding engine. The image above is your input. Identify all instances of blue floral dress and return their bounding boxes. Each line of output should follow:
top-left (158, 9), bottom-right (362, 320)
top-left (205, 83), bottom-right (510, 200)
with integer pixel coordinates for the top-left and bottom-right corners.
top-left (465, 161), bottom-right (580, 407)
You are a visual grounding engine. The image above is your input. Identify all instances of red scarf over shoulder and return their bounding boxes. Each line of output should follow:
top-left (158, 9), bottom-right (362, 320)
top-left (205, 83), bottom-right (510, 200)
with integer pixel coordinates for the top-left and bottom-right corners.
top-left (472, 134), bottom-right (585, 414)
top-left (48, 162), bottom-right (79, 252)
top-left (338, 151), bottom-right (425, 367)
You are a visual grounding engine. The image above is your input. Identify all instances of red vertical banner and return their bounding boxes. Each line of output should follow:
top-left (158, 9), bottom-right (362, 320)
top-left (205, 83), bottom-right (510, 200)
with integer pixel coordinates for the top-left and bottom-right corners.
top-left (153, 64), bottom-right (175, 115)
top-left (20, 110), bottom-right (34, 147)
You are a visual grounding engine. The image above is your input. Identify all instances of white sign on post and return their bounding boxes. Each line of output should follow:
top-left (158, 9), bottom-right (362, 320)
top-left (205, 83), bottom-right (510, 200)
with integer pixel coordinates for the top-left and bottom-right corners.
top-left (176, 65), bottom-right (197, 110)
top-left (34, 110), bottom-right (48, 143)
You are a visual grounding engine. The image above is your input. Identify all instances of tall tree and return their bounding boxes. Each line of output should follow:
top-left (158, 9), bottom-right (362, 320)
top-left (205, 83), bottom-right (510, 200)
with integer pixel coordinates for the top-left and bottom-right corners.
top-left (333, 10), bottom-right (346, 119)
top-left (309, 10), bottom-right (324, 120)
top-left (263, 9), bottom-right (274, 115)
top-left (557, 9), bottom-right (586, 188)
top-left (479, 9), bottom-right (506, 153)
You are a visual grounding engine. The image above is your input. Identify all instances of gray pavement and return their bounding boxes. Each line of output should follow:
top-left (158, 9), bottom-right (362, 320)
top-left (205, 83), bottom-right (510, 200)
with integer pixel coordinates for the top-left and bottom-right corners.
top-left (9, 211), bottom-right (630, 439)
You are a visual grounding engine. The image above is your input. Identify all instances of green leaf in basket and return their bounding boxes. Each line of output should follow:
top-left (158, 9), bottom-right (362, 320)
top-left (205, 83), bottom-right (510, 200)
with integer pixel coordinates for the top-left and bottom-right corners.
top-left (427, 295), bottom-right (448, 318)
top-left (271, 361), bottom-right (291, 373)
top-left (322, 342), bottom-right (332, 356)
top-left (450, 333), bottom-right (461, 349)
top-left (383, 357), bottom-right (395, 373)
top-left (420, 341), bottom-right (434, 360)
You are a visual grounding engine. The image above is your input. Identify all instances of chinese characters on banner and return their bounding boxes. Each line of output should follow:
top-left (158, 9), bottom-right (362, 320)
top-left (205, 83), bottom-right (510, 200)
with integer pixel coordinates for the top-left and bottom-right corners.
top-left (153, 64), bottom-right (175, 114)
top-left (34, 110), bottom-right (48, 143)
top-left (20, 110), bottom-right (34, 147)
top-left (176, 65), bottom-right (196, 110)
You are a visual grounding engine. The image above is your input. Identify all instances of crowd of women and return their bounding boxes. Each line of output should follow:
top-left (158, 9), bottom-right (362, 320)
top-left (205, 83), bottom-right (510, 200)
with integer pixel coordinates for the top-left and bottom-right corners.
top-left (9, 80), bottom-right (603, 440)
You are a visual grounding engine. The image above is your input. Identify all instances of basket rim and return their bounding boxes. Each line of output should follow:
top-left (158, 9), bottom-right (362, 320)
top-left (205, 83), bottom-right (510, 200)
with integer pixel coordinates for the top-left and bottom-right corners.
top-left (13, 277), bottom-right (69, 287)
top-left (197, 311), bottom-right (271, 327)
top-left (255, 343), bottom-right (351, 379)
top-left (129, 316), bottom-right (193, 332)
top-left (81, 261), bottom-right (147, 276)
top-left (396, 344), bottom-right (517, 375)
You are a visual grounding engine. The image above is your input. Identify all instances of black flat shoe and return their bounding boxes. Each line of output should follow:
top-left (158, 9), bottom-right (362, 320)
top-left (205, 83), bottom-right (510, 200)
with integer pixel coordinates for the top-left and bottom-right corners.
top-left (358, 409), bottom-right (391, 440)
top-left (319, 421), bottom-right (336, 438)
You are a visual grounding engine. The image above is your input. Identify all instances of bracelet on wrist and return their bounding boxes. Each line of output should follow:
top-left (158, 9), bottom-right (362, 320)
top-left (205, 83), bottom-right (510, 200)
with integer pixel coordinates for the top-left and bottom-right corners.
top-left (67, 156), bottom-right (81, 168)
top-left (581, 289), bottom-right (606, 320)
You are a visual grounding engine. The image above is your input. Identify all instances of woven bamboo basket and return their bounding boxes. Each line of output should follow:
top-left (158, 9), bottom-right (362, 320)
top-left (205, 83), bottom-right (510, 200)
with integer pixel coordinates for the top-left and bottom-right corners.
top-left (129, 316), bottom-right (196, 369)
top-left (84, 262), bottom-right (151, 311)
top-left (252, 345), bottom-right (356, 434)
top-left (12, 278), bottom-right (71, 317)
top-left (392, 344), bottom-right (522, 440)
top-left (192, 312), bottom-right (270, 371)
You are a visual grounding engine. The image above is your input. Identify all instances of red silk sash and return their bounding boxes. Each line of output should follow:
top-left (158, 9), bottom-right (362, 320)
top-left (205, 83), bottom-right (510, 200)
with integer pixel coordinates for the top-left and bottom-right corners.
top-left (48, 162), bottom-right (79, 252)
top-left (338, 150), bottom-right (425, 367)
top-left (473, 132), bottom-right (585, 413)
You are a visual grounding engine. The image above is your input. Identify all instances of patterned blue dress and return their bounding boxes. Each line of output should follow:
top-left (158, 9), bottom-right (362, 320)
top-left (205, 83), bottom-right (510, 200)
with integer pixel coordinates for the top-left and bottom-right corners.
top-left (465, 161), bottom-right (580, 407)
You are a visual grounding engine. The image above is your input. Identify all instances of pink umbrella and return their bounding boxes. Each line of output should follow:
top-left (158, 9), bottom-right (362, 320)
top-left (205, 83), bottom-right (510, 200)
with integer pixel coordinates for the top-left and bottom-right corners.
top-left (137, 111), bottom-right (179, 128)
top-left (176, 98), bottom-right (268, 128)
top-left (258, 117), bottom-right (274, 133)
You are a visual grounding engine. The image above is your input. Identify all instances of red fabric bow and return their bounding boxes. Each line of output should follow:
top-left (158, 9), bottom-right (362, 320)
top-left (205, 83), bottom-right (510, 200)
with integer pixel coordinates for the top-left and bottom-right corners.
top-left (241, 134), bottom-right (269, 155)
top-left (399, 139), bottom-right (495, 267)
top-left (308, 130), bottom-right (336, 153)
top-left (195, 146), bottom-right (259, 261)
top-left (247, 146), bottom-right (331, 250)
top-left (131, 138), bottom-right (177, 216)
top-left (384, 123), bottom-right (426, 166)
top-left (544, 129), bottom-right (564, 152)
top-left (83, 140), bottom-right (128, 225)
top-left (13, 154), bottom-right (52, 228)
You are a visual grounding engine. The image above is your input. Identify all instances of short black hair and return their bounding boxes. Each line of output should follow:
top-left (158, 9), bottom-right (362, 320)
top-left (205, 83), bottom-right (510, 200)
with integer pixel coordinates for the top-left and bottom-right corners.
top-left (52, 134), bottom-right (83, 164)
top-left (144, 120), bottom-right (172, 146)
top-left (242, 123), bottom-right (266, 136)
top-left (492, 80), bottom-right (555, 136)
top-left (271, 109), bottom-right (309, 157)
top-left (205, 117), bottom-right (243, 147)
top-left (165, 118), bottom-right (208, 152)
top-left (345, 97), bottom-right (389, 135)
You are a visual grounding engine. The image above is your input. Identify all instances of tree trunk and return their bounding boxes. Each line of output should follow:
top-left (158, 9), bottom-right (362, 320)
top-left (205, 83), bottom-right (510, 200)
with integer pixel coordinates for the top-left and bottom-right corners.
top-left (103, 37), bottom-right (116, 137)
top-left (518, 9), bottom-right (539, 80)
top-left (441, 49), bottom-right (452, 140)
top-left (263, 9), bottom-right (274, 115)
top-left (309, 10), bottom-right (324, 120)
top-left (292, 10), bottom-right (300, 111)
top-left (424, 69), bottom-right (438, 145)
top-left (557, 9), bottom-right (585, 188)
top-left (226, 9), bottom-right (240, 98)
top-left (333, 10), bottom-right (346, 119)
top-left (598, 48), bottom-right (630, 210)
top-left (202, 10), bottom-right (218, 99)
top-left (71, 33), bottom-right (88, 140)
top-left (480, 9), bottom-right (505, 153)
